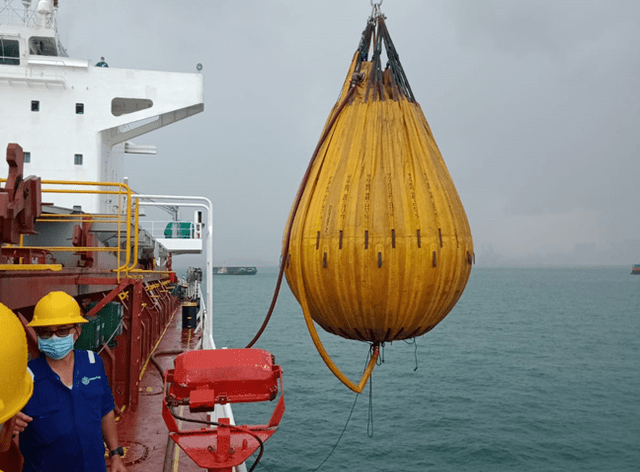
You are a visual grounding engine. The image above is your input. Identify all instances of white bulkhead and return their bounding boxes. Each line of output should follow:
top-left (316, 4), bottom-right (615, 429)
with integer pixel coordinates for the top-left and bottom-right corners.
top-left (0, 0), bottom-right (204, 214)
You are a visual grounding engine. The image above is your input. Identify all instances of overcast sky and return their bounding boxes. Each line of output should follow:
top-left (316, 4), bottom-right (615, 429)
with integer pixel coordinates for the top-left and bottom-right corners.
top-left (58, 0), bottom-right (640, 266)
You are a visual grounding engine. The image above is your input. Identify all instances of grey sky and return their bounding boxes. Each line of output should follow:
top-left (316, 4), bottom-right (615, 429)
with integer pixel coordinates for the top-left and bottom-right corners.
top-left (59, 0), bottom-right (640, 266)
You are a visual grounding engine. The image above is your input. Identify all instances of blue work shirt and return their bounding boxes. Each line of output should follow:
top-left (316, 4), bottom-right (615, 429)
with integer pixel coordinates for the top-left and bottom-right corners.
top-left (20, 350), bottom-right (116, 472)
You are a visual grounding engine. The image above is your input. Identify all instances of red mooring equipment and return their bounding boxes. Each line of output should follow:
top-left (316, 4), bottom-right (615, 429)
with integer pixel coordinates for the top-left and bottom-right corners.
top-left (162, 349), bottom-right (285, 471)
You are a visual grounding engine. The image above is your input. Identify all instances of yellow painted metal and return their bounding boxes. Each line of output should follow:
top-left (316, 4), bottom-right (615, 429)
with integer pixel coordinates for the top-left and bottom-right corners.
top-left (125, 199), bottom-right (141, 272)
top-left (0, 264), bottom-right (62, 271)
top-left (284, 51), bottom-right (473, 391)
top-left (39, 179), bottom-right (133, 275)
top-left (0, 179), bottom-right (146, 279)
top-left (38, 189), bottom-right (130, 195)
top-left (36, 218), bottom-right (124, 224)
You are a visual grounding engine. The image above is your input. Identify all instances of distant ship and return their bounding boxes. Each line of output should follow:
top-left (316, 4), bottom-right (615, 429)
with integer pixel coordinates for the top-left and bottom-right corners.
top-left (632, 264), bottom-right (640, 275)
top-left (213, 266), bottom-right (258, 275)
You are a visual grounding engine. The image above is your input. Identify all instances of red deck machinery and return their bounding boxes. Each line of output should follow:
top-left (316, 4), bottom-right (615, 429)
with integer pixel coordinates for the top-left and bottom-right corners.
top-left (162, 349), bottom-right (285, 472)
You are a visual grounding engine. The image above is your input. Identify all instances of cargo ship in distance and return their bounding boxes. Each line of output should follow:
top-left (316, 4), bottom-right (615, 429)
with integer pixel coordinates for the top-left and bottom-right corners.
top-left (632, 264), bottom-right (640, 275)
top-left (213, 266), bottom-right (258, 275)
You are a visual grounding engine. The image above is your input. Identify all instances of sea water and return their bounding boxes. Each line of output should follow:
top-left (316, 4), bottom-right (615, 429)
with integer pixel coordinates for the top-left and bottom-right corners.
top-left (209, 267), bottom-right (639, 471)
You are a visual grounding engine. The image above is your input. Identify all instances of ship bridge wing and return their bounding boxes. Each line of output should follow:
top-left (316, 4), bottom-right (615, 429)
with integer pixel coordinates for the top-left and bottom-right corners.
top-left (90, 67), bottom-right (204, 146)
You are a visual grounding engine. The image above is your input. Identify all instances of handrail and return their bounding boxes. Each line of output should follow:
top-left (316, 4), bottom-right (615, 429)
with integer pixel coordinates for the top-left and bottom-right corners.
top-left (0, 179), bottom-right (136, 278)
top-left (1, 179), bottom-right (207, 282)
top-left (125, 199), bottom-right (141, 272)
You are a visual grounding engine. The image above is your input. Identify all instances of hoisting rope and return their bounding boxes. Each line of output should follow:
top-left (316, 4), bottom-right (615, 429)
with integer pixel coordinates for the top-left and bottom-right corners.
top-left (357, 5), bottom-right (415, 103)
top-left (244, 63), bottom-right (362, 350)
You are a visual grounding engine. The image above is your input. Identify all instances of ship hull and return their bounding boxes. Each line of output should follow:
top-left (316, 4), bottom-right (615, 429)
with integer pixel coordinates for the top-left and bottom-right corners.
top-left (213, 266), bottom-right (258, 275)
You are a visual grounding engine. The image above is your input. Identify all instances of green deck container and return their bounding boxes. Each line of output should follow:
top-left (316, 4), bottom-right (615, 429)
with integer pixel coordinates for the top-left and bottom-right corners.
top-left (164, 221), bottom-right (194, 239)
top-left (74, 315), bottom-right (102, 350)
top-left (98, 302), bottom-right (123, 347)
top-left (75, 302), bottom-right (123, 350)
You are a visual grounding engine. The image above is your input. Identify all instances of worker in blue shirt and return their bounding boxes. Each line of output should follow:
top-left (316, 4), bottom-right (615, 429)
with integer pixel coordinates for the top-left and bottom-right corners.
top-left (14, 292), bottom-right (127, 472)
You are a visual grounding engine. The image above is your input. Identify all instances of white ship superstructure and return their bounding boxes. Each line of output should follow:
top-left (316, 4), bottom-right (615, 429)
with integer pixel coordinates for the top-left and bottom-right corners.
top-left (0, 0), bottom-right (203, 214)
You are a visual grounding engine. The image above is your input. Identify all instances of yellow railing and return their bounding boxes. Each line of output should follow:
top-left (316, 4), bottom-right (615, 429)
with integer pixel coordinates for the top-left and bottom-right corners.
top-left (0, 179), bottom-right (147, 280)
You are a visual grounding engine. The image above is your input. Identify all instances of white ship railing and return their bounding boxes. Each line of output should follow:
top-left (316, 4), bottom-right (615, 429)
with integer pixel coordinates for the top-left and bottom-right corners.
top-left (139, 220), bottom-right (204, 240)
top-left (131, 195), bottom-right (214, 350)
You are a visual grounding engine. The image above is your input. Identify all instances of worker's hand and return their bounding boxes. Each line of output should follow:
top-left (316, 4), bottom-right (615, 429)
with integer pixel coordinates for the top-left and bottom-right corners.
top-left (110, 454), bottom-right (128, 472)
top-left (12, 412), bottom-right (32, 435)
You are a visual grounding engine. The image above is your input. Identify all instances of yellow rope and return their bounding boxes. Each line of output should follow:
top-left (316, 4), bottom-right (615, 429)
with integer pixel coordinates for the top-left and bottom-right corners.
top-left (296, 263), bottom-right (378, 393)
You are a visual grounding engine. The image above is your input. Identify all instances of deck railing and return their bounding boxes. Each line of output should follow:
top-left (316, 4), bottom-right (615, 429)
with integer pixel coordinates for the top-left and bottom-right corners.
top-left (139, 220), bottom-right (204, 240)
top-left (0, 179), bottom-right (140, 280)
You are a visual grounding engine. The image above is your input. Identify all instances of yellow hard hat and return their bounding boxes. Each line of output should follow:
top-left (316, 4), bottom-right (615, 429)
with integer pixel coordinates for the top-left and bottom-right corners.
top-left (0, 303), bottom-right (34, 423)
top-left (27, 291), bottom-right (88, 328)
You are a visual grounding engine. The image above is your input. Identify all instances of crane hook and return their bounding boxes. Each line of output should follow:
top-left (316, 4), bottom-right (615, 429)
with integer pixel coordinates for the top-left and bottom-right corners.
top-left (370, 0), bottom-right (384, 20)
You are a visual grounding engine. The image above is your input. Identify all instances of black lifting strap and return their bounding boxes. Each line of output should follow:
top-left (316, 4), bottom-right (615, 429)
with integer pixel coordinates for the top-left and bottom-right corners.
top-left (355, 13), bottom-right (416, 104)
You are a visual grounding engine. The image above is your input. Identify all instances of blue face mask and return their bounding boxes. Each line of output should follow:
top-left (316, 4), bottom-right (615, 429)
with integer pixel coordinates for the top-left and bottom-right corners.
top-left (38, 333), bottom-right (75, 360)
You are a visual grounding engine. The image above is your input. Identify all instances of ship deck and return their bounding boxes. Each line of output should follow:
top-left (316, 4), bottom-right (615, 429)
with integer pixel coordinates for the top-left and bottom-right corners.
top-left (113, 306), bottom-right (206, 472)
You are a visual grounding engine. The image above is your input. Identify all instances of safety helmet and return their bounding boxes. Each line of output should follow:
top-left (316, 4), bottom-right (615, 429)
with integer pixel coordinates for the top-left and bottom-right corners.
top-left (27, 291), bottom-right (88, 328)
top-left (0, 303), bottom-right (34, 424)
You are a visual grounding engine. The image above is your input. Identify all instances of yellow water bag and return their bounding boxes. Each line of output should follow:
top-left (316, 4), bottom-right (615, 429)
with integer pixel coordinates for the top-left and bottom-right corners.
top-left (283, 12), bottom-right (473, 391)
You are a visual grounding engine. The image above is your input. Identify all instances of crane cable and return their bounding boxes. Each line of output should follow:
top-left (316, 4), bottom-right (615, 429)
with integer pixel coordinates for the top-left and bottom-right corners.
top-left (244, 75), bottom-right (361, 350)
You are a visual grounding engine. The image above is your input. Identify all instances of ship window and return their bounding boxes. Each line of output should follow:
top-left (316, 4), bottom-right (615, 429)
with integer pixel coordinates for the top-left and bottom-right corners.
top-left (24, 152), bottom-right (31, 163)
top-left (0, 38), bottom-right (20, 65)
top-left (111, 98), bottom-right (153, 117)
top-left (74, 154), bottom-right (83, 165)
top-left (76, 103), bottom-right (84, 114)
top-left (31, 100), bottom-right (40, 112)
top-left (28, 37), bottom-right (57, 56)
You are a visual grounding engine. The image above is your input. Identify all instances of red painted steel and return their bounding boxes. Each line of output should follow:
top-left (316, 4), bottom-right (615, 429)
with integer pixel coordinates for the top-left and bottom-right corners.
top-left (162, 349), bottom-right (285, 471)
top-left (0, 143), bottom-right (198, 470)
top-left (7, 275), bottom-right (180, 412)
top-left (0, 144), bottom-right (42, 245)
top-left (172, 349), bottom-right (280, 405)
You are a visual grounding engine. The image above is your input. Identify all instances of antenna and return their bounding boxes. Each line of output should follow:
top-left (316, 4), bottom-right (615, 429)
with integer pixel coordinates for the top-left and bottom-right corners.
top-left (22, 0), bottom-right (32, 24)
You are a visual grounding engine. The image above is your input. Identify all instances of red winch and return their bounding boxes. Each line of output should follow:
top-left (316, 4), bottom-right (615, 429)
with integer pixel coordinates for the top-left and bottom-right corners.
top-left (162, 348), bottom-right (285, 472)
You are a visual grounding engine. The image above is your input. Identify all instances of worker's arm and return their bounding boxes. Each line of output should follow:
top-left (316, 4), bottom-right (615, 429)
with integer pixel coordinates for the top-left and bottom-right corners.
top-left (101, 409), bottom-right (127, 472)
